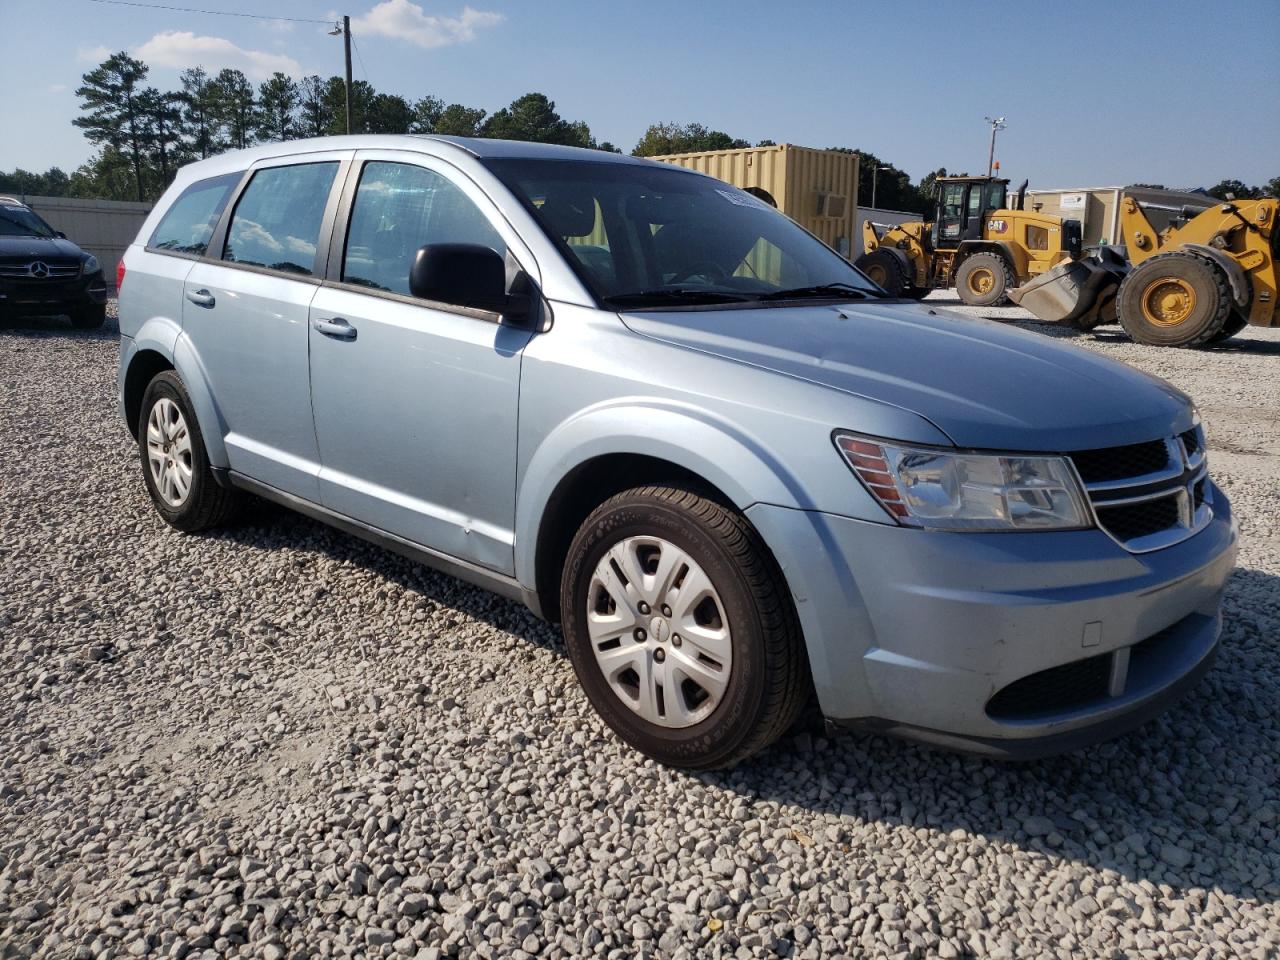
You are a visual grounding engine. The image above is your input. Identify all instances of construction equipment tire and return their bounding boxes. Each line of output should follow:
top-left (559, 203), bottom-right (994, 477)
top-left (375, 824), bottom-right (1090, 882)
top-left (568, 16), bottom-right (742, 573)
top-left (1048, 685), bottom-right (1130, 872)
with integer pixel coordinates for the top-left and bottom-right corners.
top-left (1117, 252), bottom-right (1230, 347)
top-left (956, 253), bottom-right (1013, 307)
top-left (855, 249), bottom-right (909, 297)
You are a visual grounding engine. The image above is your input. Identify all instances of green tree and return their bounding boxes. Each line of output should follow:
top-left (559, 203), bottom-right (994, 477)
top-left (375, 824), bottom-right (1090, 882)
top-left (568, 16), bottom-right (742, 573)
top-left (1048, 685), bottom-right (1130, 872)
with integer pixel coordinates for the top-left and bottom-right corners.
top-left (210, 68), bottom-right (257, 150)
top-left (1206, 178), bottom-right (1262, 200)
top-left (321, 76), bottom-right (375, 134)
top-left (73, 52), bottom-right (151, 201)
top-left (256, 72), bottom-right (300, 142)
top-left (139, 87), bottom-right (186, 188)
top-left (68, 148), bottom-right (141, 201)
top-left (481, 93), bottom-right (591, 146)
top-left (0, 167), bottom-right (72, 197)
top-left (179, 67), bottom-right (221, 159)
top-left (409, 95), bottom-right (444, 133)
top-left (1266, 176), bottom-right (1280, 199)
top-left (834, 148), bottom-right (924, 214)
top-left (298, 75), bottom-right (331, 137)
top-left (434, 103), bottom-right (486, 136)
top-left (917, 166), bottom-right (947, 212)
top-left (368, 93), bottom-right (414, 134)
top-left (632, 122), bottom-right (749, 157)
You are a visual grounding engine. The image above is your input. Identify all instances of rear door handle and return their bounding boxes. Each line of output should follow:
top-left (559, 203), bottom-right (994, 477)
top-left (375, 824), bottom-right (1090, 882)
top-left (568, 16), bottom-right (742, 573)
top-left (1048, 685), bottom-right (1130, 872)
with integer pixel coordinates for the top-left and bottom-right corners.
top-left (312, 317), bottom-right (357, 341)
top-left (186, 288), bottom-right (215, 308)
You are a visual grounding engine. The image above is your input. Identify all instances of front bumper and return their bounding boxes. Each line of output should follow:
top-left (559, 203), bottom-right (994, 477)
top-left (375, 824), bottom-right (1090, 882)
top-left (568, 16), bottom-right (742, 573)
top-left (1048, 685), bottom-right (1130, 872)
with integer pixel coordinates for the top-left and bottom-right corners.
top-left (748, 487), bottom-right (1237, 757)
top-left (0, 270), bottom-right (108, 313)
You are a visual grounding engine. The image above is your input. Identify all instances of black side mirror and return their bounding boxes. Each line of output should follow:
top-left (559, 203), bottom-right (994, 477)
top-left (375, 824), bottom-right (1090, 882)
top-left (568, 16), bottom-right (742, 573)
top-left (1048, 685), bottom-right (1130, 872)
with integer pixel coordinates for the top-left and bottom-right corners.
top-left (55, 231), bottom-right (67, 239)
top-left (408, 243), bottom-right (531, 322)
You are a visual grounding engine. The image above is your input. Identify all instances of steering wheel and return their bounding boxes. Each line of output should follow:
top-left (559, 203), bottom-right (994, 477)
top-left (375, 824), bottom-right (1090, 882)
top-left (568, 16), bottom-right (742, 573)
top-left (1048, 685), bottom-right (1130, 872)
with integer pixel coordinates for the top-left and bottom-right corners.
top-left (667, 260), bottom-right (729, 285)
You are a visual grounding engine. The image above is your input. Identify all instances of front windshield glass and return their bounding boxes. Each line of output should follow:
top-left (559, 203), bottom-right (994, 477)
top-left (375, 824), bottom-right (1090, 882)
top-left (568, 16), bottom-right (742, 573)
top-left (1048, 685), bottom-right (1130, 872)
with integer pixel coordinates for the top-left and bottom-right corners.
top-left (0, 204), bottom-right (56, 238)
top-left (483, 158), bottom-right (883, 309)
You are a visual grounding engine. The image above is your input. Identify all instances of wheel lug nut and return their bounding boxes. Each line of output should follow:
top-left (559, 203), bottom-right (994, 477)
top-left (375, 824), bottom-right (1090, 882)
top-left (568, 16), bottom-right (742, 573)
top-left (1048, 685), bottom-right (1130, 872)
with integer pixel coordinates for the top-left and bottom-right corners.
top-left (654, 648), bottom-right (665, 663)
top-left (672, 634), bottom-right (681, 647)
top-left (637, 601), bottom-right (650, 615)
top-left (634, 628), bottom-right (647, 642)
top-left (661, 604), bottom-right (672, 617)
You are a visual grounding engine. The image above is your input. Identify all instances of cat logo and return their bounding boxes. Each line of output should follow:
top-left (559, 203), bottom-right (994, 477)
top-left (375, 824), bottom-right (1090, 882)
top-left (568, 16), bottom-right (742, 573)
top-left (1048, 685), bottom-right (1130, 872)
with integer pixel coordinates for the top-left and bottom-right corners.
top-left (987, 219), bottom-right (1008, 233)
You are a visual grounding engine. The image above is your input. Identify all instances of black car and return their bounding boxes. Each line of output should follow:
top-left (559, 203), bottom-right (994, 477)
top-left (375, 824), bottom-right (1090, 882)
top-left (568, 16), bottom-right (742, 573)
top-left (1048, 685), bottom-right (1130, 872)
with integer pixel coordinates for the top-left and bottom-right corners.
top-left (0, 198), bottom-right (108, 328)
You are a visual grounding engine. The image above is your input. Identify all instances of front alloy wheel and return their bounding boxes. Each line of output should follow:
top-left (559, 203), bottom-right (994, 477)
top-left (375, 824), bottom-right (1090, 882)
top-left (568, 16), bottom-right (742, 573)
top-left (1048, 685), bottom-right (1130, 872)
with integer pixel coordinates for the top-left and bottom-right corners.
top-left (561, 484), bottom-right (810, 769)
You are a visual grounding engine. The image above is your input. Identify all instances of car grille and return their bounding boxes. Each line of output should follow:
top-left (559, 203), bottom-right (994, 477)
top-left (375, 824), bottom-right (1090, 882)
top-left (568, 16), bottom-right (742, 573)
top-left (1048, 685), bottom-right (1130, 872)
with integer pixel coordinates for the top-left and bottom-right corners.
top-left (0, 261), bottom-right (81, 279)
top-left (1068, 427), bottom-right (1211, 553)
top-left (986, 621), bottom-right (1185, 722)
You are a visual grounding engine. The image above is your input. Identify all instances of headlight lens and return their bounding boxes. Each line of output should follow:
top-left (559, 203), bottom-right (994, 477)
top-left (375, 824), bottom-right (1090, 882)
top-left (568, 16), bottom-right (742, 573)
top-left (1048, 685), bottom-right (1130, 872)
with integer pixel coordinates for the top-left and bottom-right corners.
top-left (835, 433), bottom-right (1091, 531)
top-left (82, 255), bottom-right (100, 275)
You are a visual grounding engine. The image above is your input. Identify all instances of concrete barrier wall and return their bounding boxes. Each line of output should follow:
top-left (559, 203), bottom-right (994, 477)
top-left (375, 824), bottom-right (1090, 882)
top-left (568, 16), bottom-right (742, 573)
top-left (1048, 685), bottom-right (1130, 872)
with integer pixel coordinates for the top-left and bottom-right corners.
top-left (21, 195), bottom-right (152, 290)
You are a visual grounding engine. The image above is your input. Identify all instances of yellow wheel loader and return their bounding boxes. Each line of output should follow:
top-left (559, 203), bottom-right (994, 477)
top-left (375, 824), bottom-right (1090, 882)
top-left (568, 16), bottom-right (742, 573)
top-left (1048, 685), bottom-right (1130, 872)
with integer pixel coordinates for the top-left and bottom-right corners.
top-left (1010, 197), bottom-right (1279, 347)
top-left (856, 176), bottom-right (1085, 305)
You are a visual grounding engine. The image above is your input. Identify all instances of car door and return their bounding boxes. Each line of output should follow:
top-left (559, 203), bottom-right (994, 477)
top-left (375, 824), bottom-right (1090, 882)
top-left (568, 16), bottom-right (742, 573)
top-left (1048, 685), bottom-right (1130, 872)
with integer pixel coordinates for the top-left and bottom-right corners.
top-left (181, 152), bottom-right (349, 499)
top-left (307, 151), bottom-right (538, 574)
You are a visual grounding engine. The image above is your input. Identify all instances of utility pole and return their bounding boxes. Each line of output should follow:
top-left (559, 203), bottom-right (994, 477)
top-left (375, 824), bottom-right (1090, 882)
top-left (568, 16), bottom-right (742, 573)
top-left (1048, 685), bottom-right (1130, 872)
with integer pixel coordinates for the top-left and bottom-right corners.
top-left (871, 165), bottom-right (888, 209)
top-left (984, 116), bottom-right (1007, 177)
top-left (329, 17), bottom-right (354, 134)
top-left (343, 16), bottom-right (353, 135)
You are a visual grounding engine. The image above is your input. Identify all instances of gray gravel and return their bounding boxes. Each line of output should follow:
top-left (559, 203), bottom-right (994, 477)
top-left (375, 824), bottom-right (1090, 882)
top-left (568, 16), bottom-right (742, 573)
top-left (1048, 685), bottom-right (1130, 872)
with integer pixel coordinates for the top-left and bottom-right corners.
top-left (2, 300), bottom-right (1278, 959)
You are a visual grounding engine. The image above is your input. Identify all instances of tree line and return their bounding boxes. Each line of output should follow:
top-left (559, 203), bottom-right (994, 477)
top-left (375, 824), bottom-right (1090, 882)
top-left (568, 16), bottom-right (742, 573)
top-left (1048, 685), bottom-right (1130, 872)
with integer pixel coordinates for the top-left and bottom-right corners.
top-left (2, 52), bottom-right (1274, 210)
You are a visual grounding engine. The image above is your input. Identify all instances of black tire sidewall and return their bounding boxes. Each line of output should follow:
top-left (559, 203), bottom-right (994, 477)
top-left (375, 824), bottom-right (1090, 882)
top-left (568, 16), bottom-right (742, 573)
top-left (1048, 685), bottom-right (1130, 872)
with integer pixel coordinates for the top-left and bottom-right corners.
top-left (956, 253), bottom-right (1011, 306)
top-left (561, 494), bottom-right (771, 768)
top-left (138, 372), bottom-right (215, 530)
top-left (857, 249), bottom-right (907, 296)
top-left (1118, 255), bottom-right (1227, 346)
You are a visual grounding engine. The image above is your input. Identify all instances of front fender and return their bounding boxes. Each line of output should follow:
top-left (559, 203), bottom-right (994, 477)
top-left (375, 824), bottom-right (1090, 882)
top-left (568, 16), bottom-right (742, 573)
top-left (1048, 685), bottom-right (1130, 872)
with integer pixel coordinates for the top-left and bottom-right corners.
top-left (513, 398), bottom-right (811, 589)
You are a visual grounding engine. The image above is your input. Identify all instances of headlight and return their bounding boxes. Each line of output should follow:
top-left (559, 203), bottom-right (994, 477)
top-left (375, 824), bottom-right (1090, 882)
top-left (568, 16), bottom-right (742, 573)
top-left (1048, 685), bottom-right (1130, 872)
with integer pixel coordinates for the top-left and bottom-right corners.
top-left (834, 432), bottom-right (1091, 531)
top-left (82, 255), bottom-right (100, 275)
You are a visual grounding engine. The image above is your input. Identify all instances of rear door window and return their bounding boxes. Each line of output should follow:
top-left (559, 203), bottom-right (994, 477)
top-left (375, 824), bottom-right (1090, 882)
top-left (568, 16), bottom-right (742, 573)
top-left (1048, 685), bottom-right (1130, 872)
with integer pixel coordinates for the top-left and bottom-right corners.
top-left (148, 172), bottom-right (242, 255)
top-left (342, 161), bottom-right (505, 296)
top-left (223, 162), bottom-right (339, 276)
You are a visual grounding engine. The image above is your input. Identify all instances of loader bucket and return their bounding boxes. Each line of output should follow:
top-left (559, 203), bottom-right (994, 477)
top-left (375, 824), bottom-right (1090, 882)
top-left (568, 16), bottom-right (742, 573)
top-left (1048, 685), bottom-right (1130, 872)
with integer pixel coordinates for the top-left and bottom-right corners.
top-left (1009, 254), bottom-right (1127, 328)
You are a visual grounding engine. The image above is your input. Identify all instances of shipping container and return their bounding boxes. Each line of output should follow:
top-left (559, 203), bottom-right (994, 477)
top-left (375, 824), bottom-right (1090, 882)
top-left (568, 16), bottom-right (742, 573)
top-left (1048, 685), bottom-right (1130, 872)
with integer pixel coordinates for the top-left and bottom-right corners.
top-left (653, 144), bottom-right (860, 260)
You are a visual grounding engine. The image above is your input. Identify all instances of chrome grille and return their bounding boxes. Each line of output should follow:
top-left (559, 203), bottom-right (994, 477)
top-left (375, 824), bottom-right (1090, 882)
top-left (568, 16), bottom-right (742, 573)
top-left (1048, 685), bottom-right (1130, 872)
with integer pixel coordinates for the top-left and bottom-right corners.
top-left (1070, 426), bottom-right (1212, 553)
top-left (0, 261), bottom-right (81, 279)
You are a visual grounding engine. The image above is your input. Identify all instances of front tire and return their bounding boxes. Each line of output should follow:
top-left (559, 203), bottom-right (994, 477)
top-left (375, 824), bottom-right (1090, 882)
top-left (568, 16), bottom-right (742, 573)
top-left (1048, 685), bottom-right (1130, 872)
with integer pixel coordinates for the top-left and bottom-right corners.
top-left (1117, 252), bottom-right (1230, 347)
top-left (855, 248), bottom-right (910, 297)
top-left (70, 303), bottom-right (107, 329)
top-left (560, 485), bottom-right (810, 769)
top-left (138, 371), bottom-right (240, 532)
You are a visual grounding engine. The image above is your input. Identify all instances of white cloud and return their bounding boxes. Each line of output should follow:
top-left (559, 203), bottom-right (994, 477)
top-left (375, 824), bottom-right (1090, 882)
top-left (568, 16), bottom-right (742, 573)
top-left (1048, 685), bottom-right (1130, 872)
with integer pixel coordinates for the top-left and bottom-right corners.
top-left (78, 45), bottom-right (112, 63)
top-left (351, 0), bottom-right (503, 49)
top-left (134, 31), bottom-right (301, 81)
top-left (48, 83), bottom-right (68, 93)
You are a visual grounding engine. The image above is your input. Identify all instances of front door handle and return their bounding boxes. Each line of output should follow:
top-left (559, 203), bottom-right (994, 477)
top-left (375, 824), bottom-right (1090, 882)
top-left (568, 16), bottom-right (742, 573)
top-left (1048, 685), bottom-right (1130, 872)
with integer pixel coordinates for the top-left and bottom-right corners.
top-left (312, 317), bottom-right (357, 341)
top-left (186, 288), bottom-right (215, 308)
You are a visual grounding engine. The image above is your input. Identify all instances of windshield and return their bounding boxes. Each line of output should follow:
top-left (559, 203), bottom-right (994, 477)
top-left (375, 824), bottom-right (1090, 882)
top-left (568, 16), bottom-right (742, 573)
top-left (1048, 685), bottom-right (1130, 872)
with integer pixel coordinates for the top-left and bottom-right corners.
top-left (0, 204), bottom-right (57, 239)
top-left (483, 158), bottom-right (883, 309)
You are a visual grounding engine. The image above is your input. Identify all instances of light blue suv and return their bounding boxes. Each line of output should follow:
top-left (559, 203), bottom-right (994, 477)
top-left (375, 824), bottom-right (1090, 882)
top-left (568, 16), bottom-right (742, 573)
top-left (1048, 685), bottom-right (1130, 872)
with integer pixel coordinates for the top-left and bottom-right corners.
top-left (117, 136), bottom-right (1237, 768)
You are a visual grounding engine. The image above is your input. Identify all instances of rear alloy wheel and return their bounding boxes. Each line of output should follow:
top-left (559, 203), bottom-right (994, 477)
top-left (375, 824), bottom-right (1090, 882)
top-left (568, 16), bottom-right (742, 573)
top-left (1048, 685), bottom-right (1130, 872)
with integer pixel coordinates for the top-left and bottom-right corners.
top-left (854, 248), bottom-right (909, 297)
top-left (139, 371), bottom-right (241, 532)
top-left (560, 485), bottom-right (810, 769)
top-left (955, 252), bottom-right (1014, 306)
top-left (1117, 252), bottom-right (1230, 347)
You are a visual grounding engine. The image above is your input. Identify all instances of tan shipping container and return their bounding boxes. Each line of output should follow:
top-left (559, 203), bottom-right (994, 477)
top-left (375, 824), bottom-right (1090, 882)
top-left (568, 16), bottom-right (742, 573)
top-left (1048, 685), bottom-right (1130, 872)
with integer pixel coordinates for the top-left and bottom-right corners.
top-left (652, 144), bottom-right (860, 260)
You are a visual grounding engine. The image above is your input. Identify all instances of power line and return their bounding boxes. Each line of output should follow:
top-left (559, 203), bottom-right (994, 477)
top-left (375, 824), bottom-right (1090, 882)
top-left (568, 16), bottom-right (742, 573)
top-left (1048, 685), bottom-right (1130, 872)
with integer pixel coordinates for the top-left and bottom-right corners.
top-left (75, 0), bottom-right (334, 24)
top-left (350, 33), bottom-right (369, 84)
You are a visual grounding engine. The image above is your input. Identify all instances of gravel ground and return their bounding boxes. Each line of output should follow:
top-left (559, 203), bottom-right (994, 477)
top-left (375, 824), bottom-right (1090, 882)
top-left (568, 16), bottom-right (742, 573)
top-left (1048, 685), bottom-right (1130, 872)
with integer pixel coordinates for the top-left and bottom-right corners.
top-left (1, 299), bottom-right (1278, 960)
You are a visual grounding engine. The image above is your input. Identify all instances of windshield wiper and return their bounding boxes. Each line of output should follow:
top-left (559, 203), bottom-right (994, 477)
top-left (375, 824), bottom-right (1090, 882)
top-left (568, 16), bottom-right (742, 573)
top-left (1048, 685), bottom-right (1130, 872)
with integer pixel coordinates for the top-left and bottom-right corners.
top-left (601, 288), bottom-right (755, 307)
top-left (753, 282), bottom-right (883, 301)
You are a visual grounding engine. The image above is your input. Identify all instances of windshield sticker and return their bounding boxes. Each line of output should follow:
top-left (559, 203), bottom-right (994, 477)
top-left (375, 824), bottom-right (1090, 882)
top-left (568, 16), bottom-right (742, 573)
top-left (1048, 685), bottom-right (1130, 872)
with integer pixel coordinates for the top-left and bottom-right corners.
top-left (715, 188), bottom-right (772, 211)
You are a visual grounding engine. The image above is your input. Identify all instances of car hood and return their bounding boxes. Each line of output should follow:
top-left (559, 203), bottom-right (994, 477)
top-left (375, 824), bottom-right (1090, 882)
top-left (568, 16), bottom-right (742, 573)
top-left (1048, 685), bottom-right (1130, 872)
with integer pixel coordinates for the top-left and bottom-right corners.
top-left (0, 235), bottom-right (84, 260)
top-left (621, 300), bottom-right (1194, 451)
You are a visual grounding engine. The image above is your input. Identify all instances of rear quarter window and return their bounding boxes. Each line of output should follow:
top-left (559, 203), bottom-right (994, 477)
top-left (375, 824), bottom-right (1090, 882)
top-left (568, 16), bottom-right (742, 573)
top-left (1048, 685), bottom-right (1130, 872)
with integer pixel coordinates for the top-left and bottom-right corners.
top-left (149, 172), bottom-right (243, 255)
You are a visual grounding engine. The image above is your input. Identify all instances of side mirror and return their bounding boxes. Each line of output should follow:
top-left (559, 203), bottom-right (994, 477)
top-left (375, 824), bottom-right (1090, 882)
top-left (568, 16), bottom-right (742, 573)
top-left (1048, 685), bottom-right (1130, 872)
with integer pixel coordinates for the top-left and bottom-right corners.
top-left (408, 243), bottom-right (531, 323)
top-left (55, 231), bottom-right (67, 239)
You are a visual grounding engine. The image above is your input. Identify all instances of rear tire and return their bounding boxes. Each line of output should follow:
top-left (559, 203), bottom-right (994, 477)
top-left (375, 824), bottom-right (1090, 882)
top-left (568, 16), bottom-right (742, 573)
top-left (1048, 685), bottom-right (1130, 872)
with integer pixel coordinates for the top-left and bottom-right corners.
top-left (855, 248), bottom-right (909, 297)
top-left (138, 371), bottom-right (240, 532)
top-left (955, 252), bottom-right (1013, 306)
top-left (70, 303), bottom-right (107, 329)
top-left (560, 485), bottom-right (810, 770)
top-left (1117, 252), bottom-right (1229, 347)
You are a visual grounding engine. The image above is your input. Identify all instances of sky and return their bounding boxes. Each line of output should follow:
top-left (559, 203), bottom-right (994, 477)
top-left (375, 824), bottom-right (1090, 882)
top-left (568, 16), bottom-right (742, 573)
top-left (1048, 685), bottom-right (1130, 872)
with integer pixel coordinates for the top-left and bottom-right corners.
top-left (1, 0), bottom-right (1277, 190)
